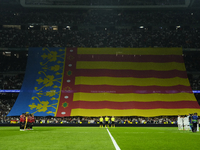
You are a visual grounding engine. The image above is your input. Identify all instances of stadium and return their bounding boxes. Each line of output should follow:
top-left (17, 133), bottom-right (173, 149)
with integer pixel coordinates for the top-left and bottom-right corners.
top-left (0, 0), bottom-right (200, 149)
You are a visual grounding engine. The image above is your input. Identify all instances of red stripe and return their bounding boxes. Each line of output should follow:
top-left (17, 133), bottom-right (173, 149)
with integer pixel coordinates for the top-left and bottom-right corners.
top-left (57, 47), bottom-right (78, 117)
top-left (77, 55), bottom-right (184, 63)
top-left (70, 101), bottom-right (200, 109)
top-left (70, 85), bottom-right (193, 94)
top-left (74, 70), bottom-right (187, 78)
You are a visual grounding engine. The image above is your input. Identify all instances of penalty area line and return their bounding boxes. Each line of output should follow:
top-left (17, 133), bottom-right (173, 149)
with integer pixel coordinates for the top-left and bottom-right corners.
top-left (106, 128), bottom-right (121, 150)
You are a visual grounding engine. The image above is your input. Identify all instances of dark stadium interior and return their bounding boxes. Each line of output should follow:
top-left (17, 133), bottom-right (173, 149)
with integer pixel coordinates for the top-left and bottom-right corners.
top-left (0, 0), bottom-right (200, 123)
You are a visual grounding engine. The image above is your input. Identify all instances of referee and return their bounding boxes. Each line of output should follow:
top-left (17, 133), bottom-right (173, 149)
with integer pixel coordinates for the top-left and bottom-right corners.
top-left (99, 116), bottom-right (104, 128)
top-left (105, 116), bottom-right (109, 128)
top-left (111, 116), bottom-right (115, 128)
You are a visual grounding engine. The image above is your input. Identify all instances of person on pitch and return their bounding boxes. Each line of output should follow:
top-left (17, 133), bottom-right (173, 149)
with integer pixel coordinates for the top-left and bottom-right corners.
top-left (99, 116), bottom-right (104, 128)
top-left (20, 113), bottom-right (25, 131)
top-left (189, 114), bottom-right (192, 131)
top-left (105, 116), bottom-right (109, 128)
top-left (191, 113), bottom-right (198, 132)
top-left (27, 114), bottom-right (35, 130)
top-left (30, 114), bottom-right (35, 130)
top-left (27, 114), bottom-right (31, 130)
top-left (24, 113), bottom-right (29, 130)
top-left (177, 115), bottom-right (183, 130)
top-left (111, 116), bottom-right (115, 128)
top-left (183, 115), bottom-right (190, 130)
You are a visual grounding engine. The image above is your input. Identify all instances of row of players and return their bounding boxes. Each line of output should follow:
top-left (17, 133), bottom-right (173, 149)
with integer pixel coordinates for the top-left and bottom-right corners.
top-left (177, 113), bottom-right (199, 132)
top-left (19, 113), bottom-right (35, 131)
top-left (19, 115), bottom-right (115, 129)
top-left (99, 116), bottom-right (116, 128)
top-left (19, 114), bottom-right (199, 131)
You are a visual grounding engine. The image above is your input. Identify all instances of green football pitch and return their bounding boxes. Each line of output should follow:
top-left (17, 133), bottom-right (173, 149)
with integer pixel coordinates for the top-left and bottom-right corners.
top-left (0, 127), bottom-right (200, 150)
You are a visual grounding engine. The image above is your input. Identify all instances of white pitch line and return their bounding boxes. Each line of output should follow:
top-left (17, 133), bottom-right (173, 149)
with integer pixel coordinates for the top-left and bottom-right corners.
top-left (106, 128), bottom-right (121, 150)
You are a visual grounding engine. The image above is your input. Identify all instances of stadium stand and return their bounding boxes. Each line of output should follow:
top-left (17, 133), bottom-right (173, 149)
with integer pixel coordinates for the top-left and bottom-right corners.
top-left (1, 29), bottom-right (200, 48)
top-left (0, 93), bottom-right (18, 123)
top-left (1, 8), bottom-right (200, 25)
top-left (0, 0), bottom-right (200, 123)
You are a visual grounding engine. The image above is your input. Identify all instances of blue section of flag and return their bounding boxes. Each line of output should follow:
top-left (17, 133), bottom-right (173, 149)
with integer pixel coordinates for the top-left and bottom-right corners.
top-left (7, 47), bottom-right (65, 116)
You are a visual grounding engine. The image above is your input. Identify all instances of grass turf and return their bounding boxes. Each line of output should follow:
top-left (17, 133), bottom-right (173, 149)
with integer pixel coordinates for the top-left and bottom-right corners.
top-left (0, 127), bottom-right (199, 150)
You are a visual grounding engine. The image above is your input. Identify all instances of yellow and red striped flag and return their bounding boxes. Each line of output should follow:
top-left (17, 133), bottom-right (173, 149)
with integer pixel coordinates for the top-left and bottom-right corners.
top-left (56, 47), bottom-right (200, 117)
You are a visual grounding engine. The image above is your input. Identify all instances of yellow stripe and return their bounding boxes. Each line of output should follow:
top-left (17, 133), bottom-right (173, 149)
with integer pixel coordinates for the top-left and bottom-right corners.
top-left (76, 61), bottom-right (185, 71)
top-left (77, 48), bottom-right (182, 55)
top-left (75, 77), bottom-right (190, 86)
top-left (71, 108), bottom-right (200, 117)
top-left (55, 48), bottom-right (66, 117)
top-left (73, 92), bottom-right (196, 102)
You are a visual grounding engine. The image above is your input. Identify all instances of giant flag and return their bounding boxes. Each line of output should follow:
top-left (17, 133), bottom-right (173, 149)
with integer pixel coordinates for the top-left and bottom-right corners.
top-left (8, 47), bottom-right (200, 117)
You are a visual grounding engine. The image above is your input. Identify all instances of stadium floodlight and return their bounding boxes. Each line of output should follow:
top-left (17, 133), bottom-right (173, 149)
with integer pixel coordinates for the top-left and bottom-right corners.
top-left (139, 26), bottom-right (144, 29)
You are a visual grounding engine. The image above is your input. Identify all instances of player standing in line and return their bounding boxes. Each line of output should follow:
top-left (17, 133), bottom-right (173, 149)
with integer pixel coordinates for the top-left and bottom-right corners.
top-left (178, 115), bottom-right (183, 130)
top-left (191, 113), bottom-right (198, 132)
top-left (99, 116), bottom-right (104, 128)
top-left (27, 114), bottom-right (34, 130)
top-left (180, 116), bottom-right (184, 130)
top-left (20, 113), bottom-right (25, 131)
top-left (27, 114), bottom-right (31, 130)
top-left (105, 116), bottom-right (109, 128)
top-left (24, 113), bottom-right (29, 130)
top-left (111, 116), bottom-right (115, 128)
top-left (189, 114), bottom-right (192, 131)
top-left (30, 114), bottom-right (35, 130)
top-left (183, 115), bottom-right (190, 130)
top-left (178, 115), bottom-right (182, 130)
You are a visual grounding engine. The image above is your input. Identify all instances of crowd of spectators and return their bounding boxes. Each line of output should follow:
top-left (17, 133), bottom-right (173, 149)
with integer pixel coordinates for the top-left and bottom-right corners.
top-left (195, 94), bottom-right (200, 104)
top-left (0, 93), bottom-right (17, 123)
top-left (0, 8), bottom-right (200, 25)
top-left (1, 7), bottom-right (200, 49)
top-left (0, 74), bottom-right (24, 89)
top-left (0, 52), bottom-right (27, 72)
top-left (184, 52), bottom-right (200, 72)
top-left (1, 28), bottom-right (200, 48)
top-left (188, 78), bottom-right (200, 90)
